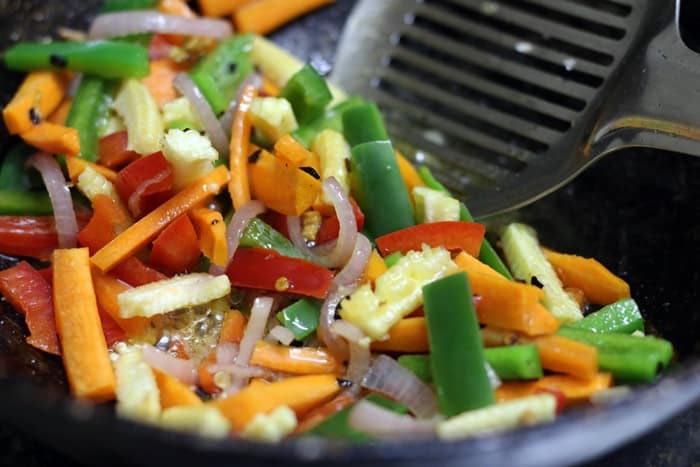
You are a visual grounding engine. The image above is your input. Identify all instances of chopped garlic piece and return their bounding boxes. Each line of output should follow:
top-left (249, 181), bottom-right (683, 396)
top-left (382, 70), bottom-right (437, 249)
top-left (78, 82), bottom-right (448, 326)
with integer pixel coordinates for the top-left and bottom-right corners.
top-left (160, 406), bottom-right (231, 438)
top-left (242, 406), bottom-right (297, 442)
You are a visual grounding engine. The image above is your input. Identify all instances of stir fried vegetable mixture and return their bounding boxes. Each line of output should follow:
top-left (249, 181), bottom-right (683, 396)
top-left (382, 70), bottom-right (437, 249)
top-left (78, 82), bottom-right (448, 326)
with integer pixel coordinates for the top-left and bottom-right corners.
top-left (0, 0), bottom-right (674, 443)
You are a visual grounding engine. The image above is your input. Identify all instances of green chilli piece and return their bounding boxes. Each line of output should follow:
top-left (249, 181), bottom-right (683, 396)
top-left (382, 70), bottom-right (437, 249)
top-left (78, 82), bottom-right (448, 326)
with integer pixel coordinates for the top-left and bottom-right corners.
top-left (557, 327), bottom-right (674, 383)
top-left (189, 34), bottom-right (254, 116)
top-left (279, 63), bottom-right (333, 125)
top-left (0, 190), bottom-right (52, 215)
top-left (101, 0), bottom-right (158, 11)
top-left (342, 103), bottom-right (389, 146)
top-left (291, 95), bottom-right (365, 148)
top-left (3, 41), bottom-right (150, 79)
top-left (423, 271), bottom-right (495, 416)
top-left (238, 217), bottom-right (309, 260)
top-left (276, 298), bottom-right (322, 341)
top-left (417, 166), bottom-right (512, 280)
top-left (0, 143), bottom-right (35, 191)
top-left (65, 76), bottom-right (113, 162)
top-left (350, 140), bottom-right (415, 239)
top-left (383, 251), bottom-right (403, 268)
top-left (399, 344), bottom-right (543, 383)
top-left (564, 298), bottom-right (644, 334)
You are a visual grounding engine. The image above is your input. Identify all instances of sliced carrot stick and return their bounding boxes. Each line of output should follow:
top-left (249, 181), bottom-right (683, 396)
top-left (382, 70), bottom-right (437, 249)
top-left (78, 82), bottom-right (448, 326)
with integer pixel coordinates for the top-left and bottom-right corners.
top-left (53, 248), bottom-right (116, 402)
top-left (248, 149), bottom-right (322, 216)
top-left (495, 372), bottom-right (613, 405)
top-left (47, 98), bottom-right (72, 125)
top-left (532, 334), bottom-right (598, 380)
top-left (371, 317), bottom-right (429, 353)
top-left (543, 248), bottom-right (631, 306)
top-left (66, 156), bottom-right (119, 183)
top-left (395, 149), bottom-right (425, 195)
top-left (20, 122), bottom-right (80, 156)
top-left (3, 71), bottom-right (69, 135)
top-left (229, 84), bottom-right (257, 210)
top-left (274, 134), bottom-right (319, 171)
top-left (232, 0), bottom-right (334, 35)
top-left (91, 165), bottom-right (230, 272)
top-left (249, 341), bottom-right (344, 375)
top-left (453, 251), bottom-right (506, 280)
top-left (197, 349), bottom-right (220, 395)
top-left (152, 368), bottom-right (203, 409)
top-left (294, 390), bottom-right (358, 434)
top-left (91, 267), bottom-right (151, 337)
top-left (159, 0), bottom-right (197, 17)
top-left (212, 374), bottom-right (340, 431)
top-left (363, 249), bottom-right (388, 285)
top-left (260, 76), bottom-right (280, 97)
top-left (197, 0), bottom-right (251, 17)
top-left (219, 309), bottom-right (247, 344)
top-left (141, 59), bottom-right (184, 106)
top-left (190, 207), bottom-right (228, 266)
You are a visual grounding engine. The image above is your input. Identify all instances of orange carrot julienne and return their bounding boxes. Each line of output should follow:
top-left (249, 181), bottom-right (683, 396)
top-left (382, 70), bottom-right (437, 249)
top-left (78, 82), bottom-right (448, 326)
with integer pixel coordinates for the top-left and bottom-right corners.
top-left (273, 134), bottom-right (319, 171)
top-left (371, 317), bottom-right (429, 353)
top-left (232, 0), bottom-right (335, 35)
top-left (362, 249), bottom-right (388, 285)
top-left (260, 75), bottom-right (280, 97)
top-left (249, 341), bottom-right (344, 375)
top-left (454, 251), bottom-right (506, 280)
top-left (219, 309), bottom-right (247, 344)
top-left (159, 0), bottom-right (197, 17)
top-left (141, 59), bottom-right (184, 106)
top-left (47, 98), bottom-right (72, 125)
top-left (20, 122), bottom-right (80, 156)
top-left (3, 71), bottom-right (69, 135)
top-left (543, 248), bottom-right (631, 306)
top-left (190, 207), bottom-right (228, 266)
top-left (53, 248), bottom-right (116, 402)
top-left (197, 0), bottom-right (251, 17)
top-left (91, 267), bottom-right (151, 337)
top-left (395, 149), bottom-right (425, 195)
top-left (229, 83), bottom-right (257, 210)
top-left (91, 165), bottom-right (230, 272)
top-left (248, 149), bottom-right (322, 216)
top-left (294, 390), bottom-right (358, 434)
top-left (197, 350), bottom-right (221, 395)
top-left (212, 374), bottom-right (340, 431)
top-left (66, 156), bottom-right (119, 183)
top-left (495, 373), bottom-right (613, 405)
top-left (532, 334), bottom-right (599, 381)
top-left (152, 368), bottom-right (203, 409)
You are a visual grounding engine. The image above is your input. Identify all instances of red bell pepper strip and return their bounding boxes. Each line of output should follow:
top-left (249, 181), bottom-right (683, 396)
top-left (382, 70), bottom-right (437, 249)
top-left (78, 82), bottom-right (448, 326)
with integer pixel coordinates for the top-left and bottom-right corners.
top-left (375, 221), bottom-right (486, 257)
top-left (0, 214), bottom-right (90, 261)
top-left (149, 214), bottom-right (201, 274)
top-left (98, 131), bottom-right (140, 170)
top-left (98, 307), bottom-right (126, 348)
top-left (226, 247), bottom-right (333, 299)
top-left (114, 151), bottom-right (174, 218)
top-left (111, 257), bottom-right (167, 287)
top-left (0, 261), bottom-right (60, 355)
top-left (315, 197), bottom-right (365, 245)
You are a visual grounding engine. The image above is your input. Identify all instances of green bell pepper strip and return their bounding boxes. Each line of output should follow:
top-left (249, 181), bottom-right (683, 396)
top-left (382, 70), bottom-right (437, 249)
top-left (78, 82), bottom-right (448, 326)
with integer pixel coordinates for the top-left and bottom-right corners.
top-left (0, 190), bottom-right (52, 215)
top-left (342, 103), bottom-right (390, 146)
top-left (238, 217), bottom-right (309, 260)
top-left (423, 271), bottom-right (495, 416)
top-left (564, 298), bottom-right (643, 334)
top-left (3, 41), bottom-right (150, 79)
top-left (417, 166), bottom-right (513, 280)
top-left (189, 34), bottom-right (254, 116)
top-left (279, 63), bottom-right (333, 125)
top-left (276, 298), bottom-right (322, 341)
top-left (306, 393), bottom-right (408, 441)
top-left (557, 327), bottom-right (674, 383)
top-left (291, 95), bottom-right (365, 148)
top-left (101, 0), bottom-right (158, 11)
top-left (350, 141), bottom-right (415, 238)
top-left (383, 251), bottom-right (403, 268)
top-left (399, 344), bottom-right (543, 383)
top-left (64, 76), bottom-right (112, 162)
top-left (0, 143), bottom-right (34, 191)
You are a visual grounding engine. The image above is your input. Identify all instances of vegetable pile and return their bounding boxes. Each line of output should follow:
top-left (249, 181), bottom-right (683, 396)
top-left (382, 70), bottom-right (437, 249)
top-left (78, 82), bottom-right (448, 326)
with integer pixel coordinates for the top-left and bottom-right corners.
top-left (0, 0), bottom-right (675, 444)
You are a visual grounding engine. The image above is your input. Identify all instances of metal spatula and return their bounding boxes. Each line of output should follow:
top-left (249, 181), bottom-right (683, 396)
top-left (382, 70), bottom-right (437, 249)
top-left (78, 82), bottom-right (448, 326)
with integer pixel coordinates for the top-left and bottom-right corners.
top-left (331, 0), bottom-right (700, 218)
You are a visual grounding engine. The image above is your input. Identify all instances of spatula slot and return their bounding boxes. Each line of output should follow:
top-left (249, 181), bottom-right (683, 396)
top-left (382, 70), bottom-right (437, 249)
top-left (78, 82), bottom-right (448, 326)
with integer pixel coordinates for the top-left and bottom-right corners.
top-left (575, 0), bottom-right (633, 18)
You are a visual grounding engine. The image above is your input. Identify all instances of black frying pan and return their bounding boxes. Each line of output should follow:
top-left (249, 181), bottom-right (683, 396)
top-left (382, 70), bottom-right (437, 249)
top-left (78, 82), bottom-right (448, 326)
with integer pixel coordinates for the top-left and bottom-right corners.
top-left (1, 1), bottom-right (700, 466)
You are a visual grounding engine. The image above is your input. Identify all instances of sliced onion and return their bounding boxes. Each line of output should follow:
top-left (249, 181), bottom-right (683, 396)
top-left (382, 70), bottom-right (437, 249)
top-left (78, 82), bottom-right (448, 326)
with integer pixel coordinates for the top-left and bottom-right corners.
top-left (362, 354), bottom-right (439, 418)
top-left (27, 153), bottom-right (78, 248)
top-left (173, 72), bottom-right (229, 157)
top-left (348, 400), bottom-right (437, 440)
top-left (142, 345), bottom-right (197, 385)
top-left (267, 325), bottom-right (295, 346)
top-left (331, 320), bottom-right (370, 388)
top-left (228, 296), bottom-right (275, 390)
top-left (286, 177), bottom-right (357, 269)
top-left (89, 11), bottom-right (232, 40)
top-left (317, 234), bottom-right (372, 361)
top-left (219, 73), bottom-right (262, 138)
